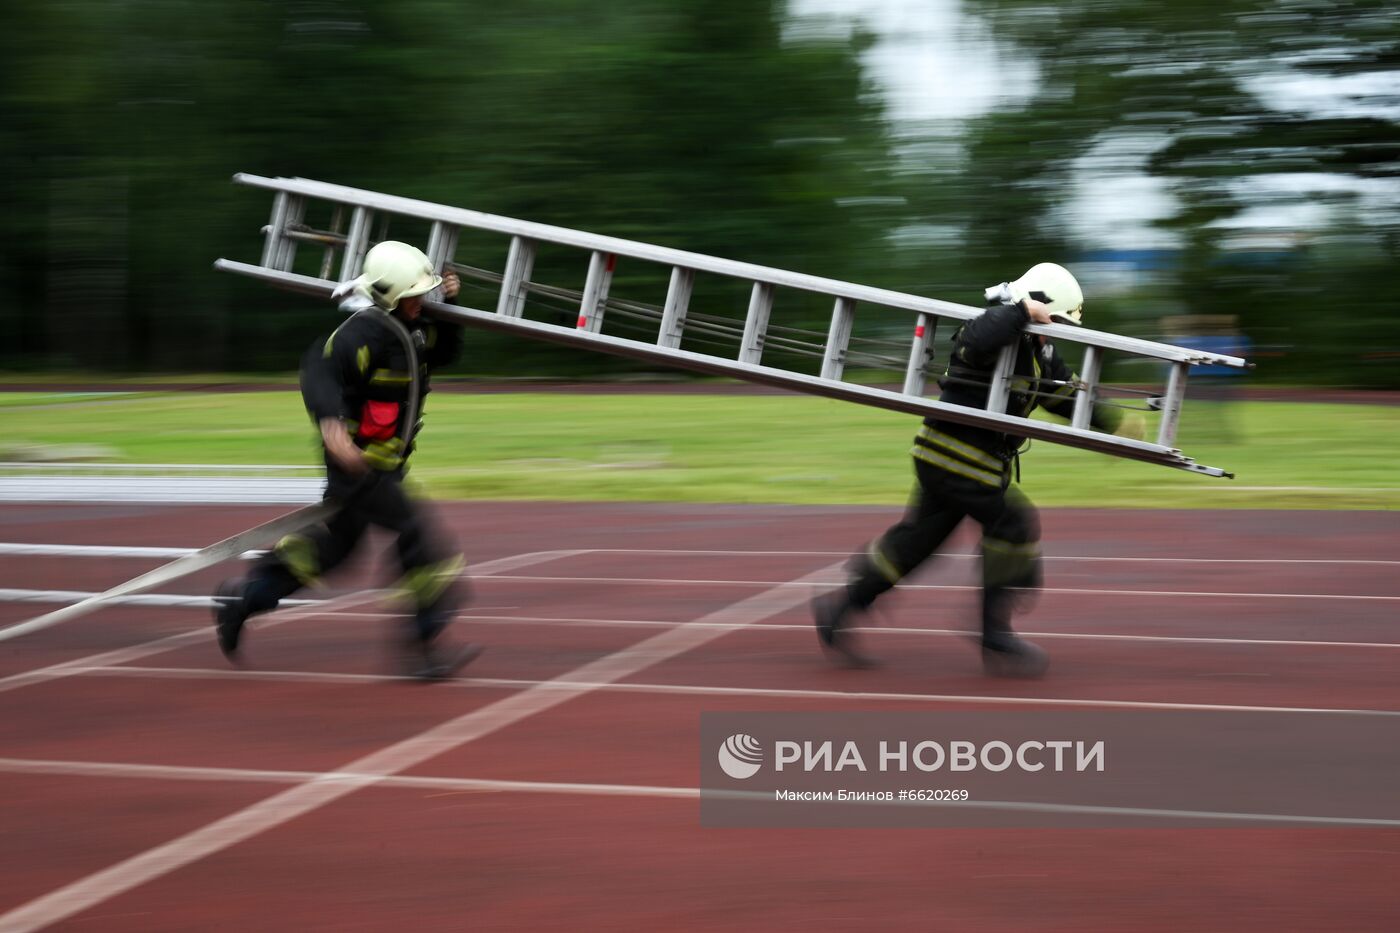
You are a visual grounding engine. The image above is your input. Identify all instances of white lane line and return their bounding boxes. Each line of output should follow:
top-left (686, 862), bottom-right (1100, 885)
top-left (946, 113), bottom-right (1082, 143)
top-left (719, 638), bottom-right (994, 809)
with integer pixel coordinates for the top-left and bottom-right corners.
top-left (69, 665), bottom-right (1400, 719)
top-left (0, 756), bottom-right (1395, 828)
top-left (0, 592), bottom-right (515, 613)
top-left (0, 550), bottom-right (571, 698)
top-left (6, 542), bottom-right (1397, 566)
top-left (567, 548), bottom-right (1400, 567)
top-left (0, 504), bottom-right (337, 643)
top-left (471, 575), bottom-right (1400, 602)
top-left (8, 599), bottom-right (1393, 650)
top-left (5, 579), bottom-right (1395, 612)
top-left (0, 756), bottom-right (696, 799)
top-left (0, 544), bottom-right (260, 560)
top-left (0, 591), bottom-right (382, 698)
top-left (442, 614), bottom-right (1400, 650)
top-left (0, 589), bottom-right (322, 609)
top-left (0, 563), bottom-right (838, 932)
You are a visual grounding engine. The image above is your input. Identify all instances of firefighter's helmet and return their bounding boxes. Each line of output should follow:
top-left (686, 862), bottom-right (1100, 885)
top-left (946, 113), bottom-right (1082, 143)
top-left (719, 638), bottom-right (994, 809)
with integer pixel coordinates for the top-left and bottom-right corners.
top-left (1012, 262), bottom-right (1084, 326)
top-left (354, 241), bottom-right (441, 311)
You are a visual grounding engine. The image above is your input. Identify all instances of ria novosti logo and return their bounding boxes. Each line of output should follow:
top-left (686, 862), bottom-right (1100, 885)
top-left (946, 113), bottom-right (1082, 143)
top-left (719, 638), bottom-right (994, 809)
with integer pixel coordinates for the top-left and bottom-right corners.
top-left (717, 733), bottom-right (763, 779)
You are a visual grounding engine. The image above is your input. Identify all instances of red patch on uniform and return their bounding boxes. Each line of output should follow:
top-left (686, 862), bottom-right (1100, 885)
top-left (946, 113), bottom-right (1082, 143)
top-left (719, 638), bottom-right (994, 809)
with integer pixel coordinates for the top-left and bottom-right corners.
top-left (357, 400), bottom-right (400, 442)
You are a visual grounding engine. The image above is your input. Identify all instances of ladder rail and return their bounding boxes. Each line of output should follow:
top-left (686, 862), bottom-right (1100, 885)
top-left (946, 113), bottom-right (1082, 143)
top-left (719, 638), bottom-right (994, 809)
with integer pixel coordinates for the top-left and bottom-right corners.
top-left (214, 261), bottom-right (1233, 478)
top-left (232, 174), bottom-right (1245, 369)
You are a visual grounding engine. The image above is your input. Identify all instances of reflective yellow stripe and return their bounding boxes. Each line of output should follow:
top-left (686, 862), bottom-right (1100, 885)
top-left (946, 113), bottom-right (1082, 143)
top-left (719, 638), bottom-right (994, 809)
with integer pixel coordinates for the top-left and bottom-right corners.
top-left (369, 369), bottom-right (411, 385)
top-left (355, 345), bottom-right (370, 375)
top-left (397, 554), bottom-right (465, 608)
top-left (275, 533), bottom-right (320, 585)
top-left (983, 537), bottom-right (1040, 587)
top-left (867, 542), bottom-right (902, 584)
top-left (983, 538), bottom-right (1040, 557)
top-left (911, 445), bottom-right (1003, 487)
top-left (324, 317), bottom-right (359, 358)
top-left (363, 441), bottom-right (404, 471)
top-left (916, 426), bottom-right (1003, 471)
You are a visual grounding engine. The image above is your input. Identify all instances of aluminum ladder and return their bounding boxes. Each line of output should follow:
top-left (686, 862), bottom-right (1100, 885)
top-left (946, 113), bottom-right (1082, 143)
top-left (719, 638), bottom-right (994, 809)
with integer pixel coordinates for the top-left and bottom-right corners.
top-left (215, 174), bottom-right (1249, 477)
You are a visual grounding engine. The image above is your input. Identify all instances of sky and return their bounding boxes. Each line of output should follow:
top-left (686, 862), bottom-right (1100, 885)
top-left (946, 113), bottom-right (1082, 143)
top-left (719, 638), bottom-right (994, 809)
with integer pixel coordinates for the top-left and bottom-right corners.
top-left (787, 0), bottom-right (1400, 250)
top-left (788, 0), bottom-right (1037, 123)
top-left (787, 0), bottom-right (1177, 248)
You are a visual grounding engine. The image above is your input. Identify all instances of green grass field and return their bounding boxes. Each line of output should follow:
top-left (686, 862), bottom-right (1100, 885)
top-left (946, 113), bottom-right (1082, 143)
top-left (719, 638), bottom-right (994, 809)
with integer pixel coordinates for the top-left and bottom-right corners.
top-left (2, 390), bottom-right (1396, 509)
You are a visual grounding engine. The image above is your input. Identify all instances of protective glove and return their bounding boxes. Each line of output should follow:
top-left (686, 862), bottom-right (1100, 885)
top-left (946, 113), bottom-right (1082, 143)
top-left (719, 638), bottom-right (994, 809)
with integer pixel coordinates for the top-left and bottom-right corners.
top-left (363, 437), bottom-right (406, 471)
top-left (983, 281), bottom-right (1030, 307)
top-left (1118, 413), bottom-right (1147, 442)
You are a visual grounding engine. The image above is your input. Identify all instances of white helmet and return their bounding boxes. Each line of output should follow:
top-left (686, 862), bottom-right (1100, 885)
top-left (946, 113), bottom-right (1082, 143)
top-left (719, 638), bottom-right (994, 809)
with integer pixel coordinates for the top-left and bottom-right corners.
top-left (353, 241), bottom-right (442, 311)
top-left (1012, 262), bottom-right (1084, 326)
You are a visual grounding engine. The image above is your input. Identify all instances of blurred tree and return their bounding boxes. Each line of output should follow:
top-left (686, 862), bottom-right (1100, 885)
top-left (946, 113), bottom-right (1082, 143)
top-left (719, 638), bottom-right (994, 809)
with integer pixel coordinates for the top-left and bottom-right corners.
top-left (0, 0), bottom-right (907, 376)
top-left (952, 0), bottom-right (1400, 385)
top-left (5, 0), bottom-right (1396, 386)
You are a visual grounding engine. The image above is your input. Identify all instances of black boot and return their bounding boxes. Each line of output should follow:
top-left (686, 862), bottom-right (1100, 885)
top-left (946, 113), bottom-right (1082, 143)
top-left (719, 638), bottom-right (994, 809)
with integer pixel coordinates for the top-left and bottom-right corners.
top-left (980, 585), bottom-right (1048, 679)
top-left (402, 602), bottom-right (482, 681)
top-left (401, 632), bottom-right (483, 681)
top-left (211, 565), bottom-right (299, 661)
top-left (980, 631), bottom-right (1049, 679)
top-left (211, 580), bottom-right (251, 660)
top-left (412, 642), bottom-right (483, 681)
top-left (811, 590), bottom-right (876, 669)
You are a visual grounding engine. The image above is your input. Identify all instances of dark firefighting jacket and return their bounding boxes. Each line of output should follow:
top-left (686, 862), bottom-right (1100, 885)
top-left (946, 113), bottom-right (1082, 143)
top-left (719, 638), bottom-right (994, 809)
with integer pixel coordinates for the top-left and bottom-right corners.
top-left (300, 308), bottom-right (463, 469)
top-left (913, 301), bottom-right (1121, 488)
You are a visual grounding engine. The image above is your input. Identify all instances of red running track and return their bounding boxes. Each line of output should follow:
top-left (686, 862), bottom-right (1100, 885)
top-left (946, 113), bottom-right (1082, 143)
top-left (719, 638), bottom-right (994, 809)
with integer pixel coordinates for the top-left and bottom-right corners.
top-left (0, 501), bottom-right (1397, 931)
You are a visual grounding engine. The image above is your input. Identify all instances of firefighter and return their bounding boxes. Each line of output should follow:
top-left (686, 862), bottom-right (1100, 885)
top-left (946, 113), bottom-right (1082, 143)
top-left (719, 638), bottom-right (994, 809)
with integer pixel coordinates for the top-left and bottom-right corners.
top-left (213, 240), bottom-right (479, 680)
top-left (812, 263), bottom-right (1142, 678)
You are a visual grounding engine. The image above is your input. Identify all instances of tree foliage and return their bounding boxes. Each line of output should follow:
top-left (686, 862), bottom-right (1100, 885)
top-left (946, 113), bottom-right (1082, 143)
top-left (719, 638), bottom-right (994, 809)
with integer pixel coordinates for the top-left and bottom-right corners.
top-left (1, 0), bottom-right (1396, 385)
top-left (955, 0), bottom-right (1400, 384)
top-left (0, 0), bottom-right (903, 374)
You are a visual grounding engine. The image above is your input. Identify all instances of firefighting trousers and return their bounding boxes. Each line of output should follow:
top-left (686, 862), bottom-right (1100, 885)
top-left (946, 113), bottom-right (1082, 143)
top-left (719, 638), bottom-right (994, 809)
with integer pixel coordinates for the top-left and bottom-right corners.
top-left (238, 467), bottom-right (464, 641)
top-left (846, 457), bottom-right (1042, 635)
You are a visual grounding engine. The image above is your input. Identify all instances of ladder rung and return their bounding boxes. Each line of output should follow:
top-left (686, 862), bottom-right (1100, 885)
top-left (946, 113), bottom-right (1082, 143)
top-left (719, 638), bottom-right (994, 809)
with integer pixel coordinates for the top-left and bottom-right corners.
top-left (986, 343), bottom-right (1016, 414)
top-left (577, 251), bottom-right (615, 332)
top-left (319, 207), bottom-right (344, 280)
top-left (1156, 361), bottom-right (1189, 447)
top-left (424, 221), bottom-right (460, 302)
top-left (269, 196), bottom-right (305, 273)
top-left (739, 283), bottom-right (775, 365)
top-left (260, 193), bottom-right (289, 268)
top-left (902, 314), bottom-right (934, 396)
top-left (820, 298), bottom-right (856, 381)
top-left (339, 207), bottom-right (373, 281)
top-left (658, 267), bottom-right (693, 348)
top-left (1070, 346), bottom-right (1102, 430)
top-left (496, 236), bottom-right (536, 318)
